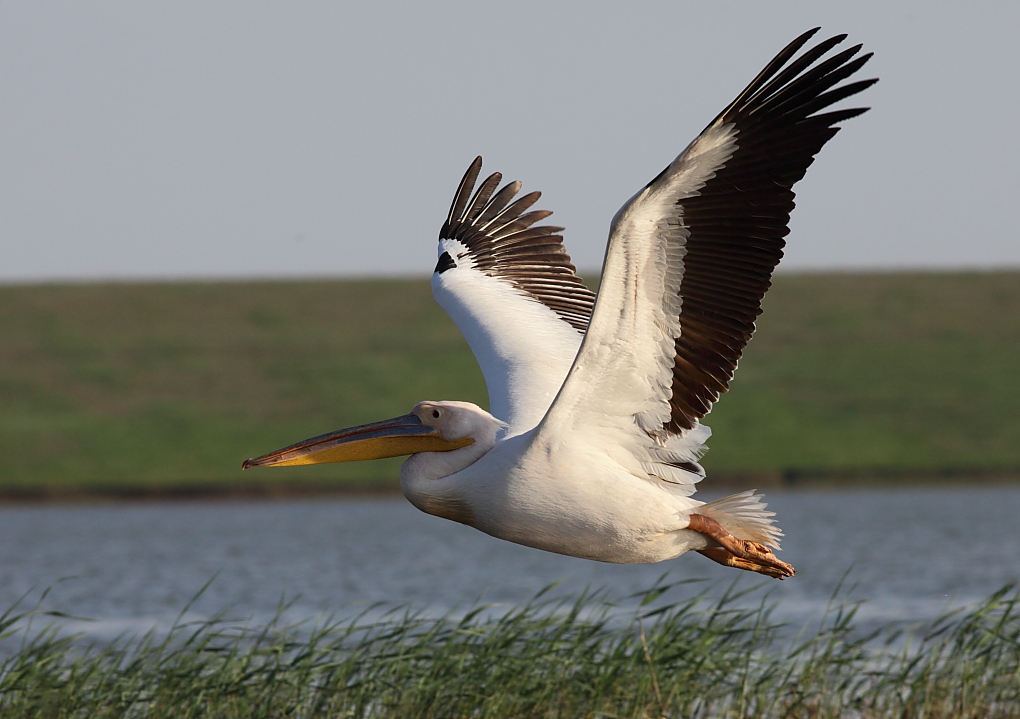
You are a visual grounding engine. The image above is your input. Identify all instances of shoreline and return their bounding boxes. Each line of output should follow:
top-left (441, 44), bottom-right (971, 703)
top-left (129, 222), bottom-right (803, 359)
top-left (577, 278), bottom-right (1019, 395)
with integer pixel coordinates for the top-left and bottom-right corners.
top-left (2, 469), bottom-right (1016, 505)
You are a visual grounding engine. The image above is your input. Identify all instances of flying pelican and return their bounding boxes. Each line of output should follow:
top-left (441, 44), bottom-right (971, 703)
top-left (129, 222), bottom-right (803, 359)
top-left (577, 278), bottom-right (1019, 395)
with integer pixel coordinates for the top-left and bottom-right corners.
top-left (243, 29), bottom-right (876, 579)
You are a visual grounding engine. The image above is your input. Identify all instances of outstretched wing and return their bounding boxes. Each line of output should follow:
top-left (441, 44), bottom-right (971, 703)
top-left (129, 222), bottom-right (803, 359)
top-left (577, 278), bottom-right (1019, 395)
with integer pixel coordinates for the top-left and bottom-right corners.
top-left (432, 157), bottom-right (596, 434)
top-left (541, 28), bottom-right (877, 491)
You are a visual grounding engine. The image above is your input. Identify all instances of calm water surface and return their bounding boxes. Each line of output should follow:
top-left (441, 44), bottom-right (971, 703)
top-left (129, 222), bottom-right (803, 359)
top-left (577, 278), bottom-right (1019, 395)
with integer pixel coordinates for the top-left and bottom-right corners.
top-left (1, 486), bottom-right (1018, 638)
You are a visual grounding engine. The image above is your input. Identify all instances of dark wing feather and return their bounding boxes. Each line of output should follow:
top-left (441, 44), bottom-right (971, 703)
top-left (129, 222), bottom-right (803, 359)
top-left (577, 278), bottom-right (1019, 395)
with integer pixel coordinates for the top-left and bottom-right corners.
top-left (438, 157), bottom-right (596, 333)
top-left (663, 28), bottom-right (877, 432)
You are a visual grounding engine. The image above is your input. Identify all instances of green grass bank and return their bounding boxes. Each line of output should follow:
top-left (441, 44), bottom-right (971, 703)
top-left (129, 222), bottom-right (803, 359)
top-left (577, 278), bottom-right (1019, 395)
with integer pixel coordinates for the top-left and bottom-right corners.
top-left (1, 271), bottom-right (1018, 498)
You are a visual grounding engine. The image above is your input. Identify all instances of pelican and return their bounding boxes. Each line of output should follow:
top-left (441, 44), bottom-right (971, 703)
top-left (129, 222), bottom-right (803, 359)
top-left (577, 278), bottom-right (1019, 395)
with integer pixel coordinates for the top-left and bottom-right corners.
top-left (244, 29), bottom-right (876, 579)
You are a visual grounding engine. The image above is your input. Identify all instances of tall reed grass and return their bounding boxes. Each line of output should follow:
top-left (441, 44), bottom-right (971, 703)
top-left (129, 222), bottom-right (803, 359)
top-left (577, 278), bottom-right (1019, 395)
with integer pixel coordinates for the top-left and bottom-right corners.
top-left (1, 581), bottom-right (1017, 718)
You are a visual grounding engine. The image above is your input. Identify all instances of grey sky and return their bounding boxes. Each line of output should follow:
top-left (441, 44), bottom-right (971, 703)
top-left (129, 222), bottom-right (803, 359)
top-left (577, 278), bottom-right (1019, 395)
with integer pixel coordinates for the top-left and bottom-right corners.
top-left (1, 1), bottom-right (1017, 282)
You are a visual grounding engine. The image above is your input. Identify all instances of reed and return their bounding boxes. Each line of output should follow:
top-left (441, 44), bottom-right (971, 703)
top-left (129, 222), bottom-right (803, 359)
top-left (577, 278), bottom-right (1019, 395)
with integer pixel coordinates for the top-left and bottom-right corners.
top-left (2, 582), bottom-right (1017, 718)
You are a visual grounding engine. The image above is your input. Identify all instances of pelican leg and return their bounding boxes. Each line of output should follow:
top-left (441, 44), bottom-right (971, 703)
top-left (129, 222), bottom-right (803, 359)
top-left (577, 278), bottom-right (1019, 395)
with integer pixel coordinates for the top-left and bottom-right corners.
top-left (688, 513), bottom-right (795, 580)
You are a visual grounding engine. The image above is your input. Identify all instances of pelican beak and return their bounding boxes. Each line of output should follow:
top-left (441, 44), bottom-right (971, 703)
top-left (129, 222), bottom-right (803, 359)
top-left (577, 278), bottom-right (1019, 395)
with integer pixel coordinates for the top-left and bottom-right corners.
top-left (242, 413), bottom-right (474, 469)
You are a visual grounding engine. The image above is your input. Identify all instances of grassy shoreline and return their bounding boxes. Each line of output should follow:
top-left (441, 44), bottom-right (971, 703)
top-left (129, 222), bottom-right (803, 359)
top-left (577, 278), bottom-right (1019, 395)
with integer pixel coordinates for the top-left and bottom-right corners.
top-left (2, 271), bottom-right (1019, 496)
top-left (3, 582), bottom-right (1018, 717)
top-left (1, 468), bottom-right (1017, 505)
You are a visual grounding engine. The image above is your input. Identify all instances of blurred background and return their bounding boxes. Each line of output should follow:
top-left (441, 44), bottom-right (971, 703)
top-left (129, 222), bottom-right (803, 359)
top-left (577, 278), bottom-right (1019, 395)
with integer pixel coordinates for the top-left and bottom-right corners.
top-left (1, 0), bottom-right (1017, 496)
top-left (0, 1), bottom-right (1017, 633)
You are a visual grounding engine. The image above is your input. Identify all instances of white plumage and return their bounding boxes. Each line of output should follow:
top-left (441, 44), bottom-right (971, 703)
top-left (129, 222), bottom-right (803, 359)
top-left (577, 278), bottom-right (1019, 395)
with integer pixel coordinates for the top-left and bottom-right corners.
top-left (244, 29), bottom-right (877, 579)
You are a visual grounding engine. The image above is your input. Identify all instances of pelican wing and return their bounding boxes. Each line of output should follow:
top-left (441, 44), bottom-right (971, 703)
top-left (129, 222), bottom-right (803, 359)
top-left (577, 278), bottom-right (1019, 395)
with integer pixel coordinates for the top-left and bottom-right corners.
top-left (432, 157), bottom-right (596, 433)
top-left (542, 29), bottom-right (876, 490)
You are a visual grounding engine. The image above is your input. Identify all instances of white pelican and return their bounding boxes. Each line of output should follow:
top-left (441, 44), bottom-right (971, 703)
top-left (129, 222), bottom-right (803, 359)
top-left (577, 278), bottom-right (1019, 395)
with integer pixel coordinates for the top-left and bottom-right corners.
top-left (244, 29), bottom-right (876, 579)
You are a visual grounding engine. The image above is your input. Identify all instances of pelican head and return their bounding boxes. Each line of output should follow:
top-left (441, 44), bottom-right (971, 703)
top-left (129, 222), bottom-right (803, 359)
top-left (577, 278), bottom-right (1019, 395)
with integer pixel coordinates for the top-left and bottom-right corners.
top-left (242, 400), bottom-right (499, 474)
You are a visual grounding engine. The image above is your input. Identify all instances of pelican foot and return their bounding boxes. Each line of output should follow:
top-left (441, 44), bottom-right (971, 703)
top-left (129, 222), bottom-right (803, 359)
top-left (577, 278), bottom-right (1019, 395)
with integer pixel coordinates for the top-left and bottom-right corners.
top-left (696, 547), bottom-right (794, 580)
top-left (688, 513), bottom-right (795, 580)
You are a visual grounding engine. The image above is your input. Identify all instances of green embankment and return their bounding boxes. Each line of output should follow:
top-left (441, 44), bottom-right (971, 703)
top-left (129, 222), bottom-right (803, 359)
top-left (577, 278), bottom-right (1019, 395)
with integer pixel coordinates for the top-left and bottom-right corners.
top-left (1, 271), bottom-right (1017, 497)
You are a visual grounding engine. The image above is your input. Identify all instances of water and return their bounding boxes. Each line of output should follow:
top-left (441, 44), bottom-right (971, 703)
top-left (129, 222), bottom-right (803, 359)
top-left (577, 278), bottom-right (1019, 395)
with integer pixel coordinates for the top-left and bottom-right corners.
top-left (1, 485), bottom-right (1018, 639)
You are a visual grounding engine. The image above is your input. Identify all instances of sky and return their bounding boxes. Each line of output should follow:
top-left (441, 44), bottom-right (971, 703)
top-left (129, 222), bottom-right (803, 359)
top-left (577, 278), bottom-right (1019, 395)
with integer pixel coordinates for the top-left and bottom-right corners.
top-left (1, 1), bottom-right (1017, 282)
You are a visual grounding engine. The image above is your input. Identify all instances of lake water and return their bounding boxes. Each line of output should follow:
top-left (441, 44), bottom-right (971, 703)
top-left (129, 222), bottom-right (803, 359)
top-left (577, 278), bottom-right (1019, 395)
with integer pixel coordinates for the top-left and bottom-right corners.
top-left (1, 485), bottom-right (1018, 640)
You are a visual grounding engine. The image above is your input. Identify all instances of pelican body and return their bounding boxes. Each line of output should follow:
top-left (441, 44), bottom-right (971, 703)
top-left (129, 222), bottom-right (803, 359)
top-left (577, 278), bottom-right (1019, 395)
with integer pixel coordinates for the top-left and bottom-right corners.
top-left (244, 29), bottom-right (877, 579)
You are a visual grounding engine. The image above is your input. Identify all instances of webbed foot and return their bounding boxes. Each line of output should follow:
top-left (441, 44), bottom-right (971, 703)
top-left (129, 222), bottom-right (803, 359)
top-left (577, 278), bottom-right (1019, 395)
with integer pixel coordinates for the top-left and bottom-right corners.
top-left (688, 513), bottom-right (795, 580)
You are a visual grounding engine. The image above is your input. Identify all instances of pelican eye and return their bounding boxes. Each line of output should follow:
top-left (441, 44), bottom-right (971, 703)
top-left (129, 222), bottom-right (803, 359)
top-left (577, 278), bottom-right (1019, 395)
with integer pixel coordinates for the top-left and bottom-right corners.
top-left (432, 409), bottom-right (441, 419)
